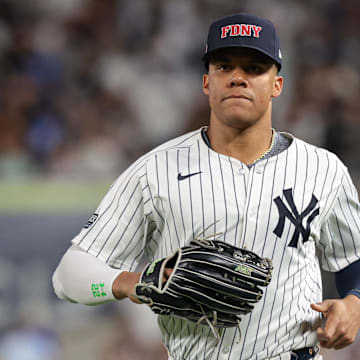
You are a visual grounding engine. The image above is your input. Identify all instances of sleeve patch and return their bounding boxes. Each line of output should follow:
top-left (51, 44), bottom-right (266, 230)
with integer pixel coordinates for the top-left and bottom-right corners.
top-left (84, 213), bottom-right (99, 229)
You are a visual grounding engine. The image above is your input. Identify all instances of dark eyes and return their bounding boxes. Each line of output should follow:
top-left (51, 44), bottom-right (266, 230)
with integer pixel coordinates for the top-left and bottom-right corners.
top-left (216, 64), bottom-right (265, 74)
top-left (216, 64), bottom-right (231, 71)
top-left (246, 65), bottom-right (263, 74)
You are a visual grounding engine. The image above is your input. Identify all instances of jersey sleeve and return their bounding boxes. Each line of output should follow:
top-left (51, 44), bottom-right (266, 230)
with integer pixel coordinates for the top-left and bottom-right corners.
top-left (318, 167), bottom-right (360, 272)
top-left (71, 159), bottom-right (153, 271)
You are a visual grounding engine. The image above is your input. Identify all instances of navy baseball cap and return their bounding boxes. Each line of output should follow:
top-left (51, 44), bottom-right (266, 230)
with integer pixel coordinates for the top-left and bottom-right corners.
top-left (202, 13), bottom-right (282, 71)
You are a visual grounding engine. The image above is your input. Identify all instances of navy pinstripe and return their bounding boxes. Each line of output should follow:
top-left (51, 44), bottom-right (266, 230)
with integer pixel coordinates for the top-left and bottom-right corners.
top-left (70, 128), bottom-right (360, 359)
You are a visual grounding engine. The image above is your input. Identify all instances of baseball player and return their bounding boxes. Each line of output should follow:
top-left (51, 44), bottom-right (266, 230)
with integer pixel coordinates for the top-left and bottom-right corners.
top-left (53, 13), bottom-right (360, 360)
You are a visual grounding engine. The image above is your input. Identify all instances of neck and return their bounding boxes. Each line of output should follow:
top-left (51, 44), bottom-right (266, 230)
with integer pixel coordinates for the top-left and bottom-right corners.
top-left (206, 120), bottom-right (273, 165)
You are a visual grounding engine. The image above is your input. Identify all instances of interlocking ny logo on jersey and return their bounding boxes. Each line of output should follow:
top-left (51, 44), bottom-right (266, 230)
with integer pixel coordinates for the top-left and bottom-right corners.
top-left (220, 24), bottom-right (262, 39)
top-left (273, 189), bottom-right (320, 248)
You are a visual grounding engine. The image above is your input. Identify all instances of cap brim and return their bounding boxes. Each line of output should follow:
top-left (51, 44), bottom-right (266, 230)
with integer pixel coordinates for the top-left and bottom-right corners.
top-left (202, 45), bottom-right (281, 70)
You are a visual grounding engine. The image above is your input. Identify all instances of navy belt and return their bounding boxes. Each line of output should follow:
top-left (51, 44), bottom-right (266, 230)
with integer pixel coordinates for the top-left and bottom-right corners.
top-left (290, 346), bottom-right (317, 360)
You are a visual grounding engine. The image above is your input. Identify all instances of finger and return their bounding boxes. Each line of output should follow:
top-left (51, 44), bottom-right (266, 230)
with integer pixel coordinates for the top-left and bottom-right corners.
top-left (333, 338), bottom-right (354, 350)
top-left (129, 292), bottom-right (143, 304)
top-left (323, 333), bottom-right (343, 349)
top-left (330, 328), bottom-right (355, 349)
top-left (319, 340), bottom-right (331, 348)
top-left (311, 301), bottom-right (330, 315)
top-left (317, 327), bottom-right (329, 344)
top-left (332, 337), bottom-right (351, 349)
top-left (320, 305), bottom-right (340, 340)
top-left (311, 303), bottom-right (324, 312)
top-left (323, 318), bottom-right (340, 340)
top-left (319, 320), bottom-right (350, 349)
top-left (317, 328), bottom-right (339, 349)
top-left (317, 326), bottom-right (342, 348)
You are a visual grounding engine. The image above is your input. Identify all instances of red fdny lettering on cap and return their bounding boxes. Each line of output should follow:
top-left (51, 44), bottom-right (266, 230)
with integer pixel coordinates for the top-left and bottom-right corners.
top-left (221, 24), bottom-right (262, 39)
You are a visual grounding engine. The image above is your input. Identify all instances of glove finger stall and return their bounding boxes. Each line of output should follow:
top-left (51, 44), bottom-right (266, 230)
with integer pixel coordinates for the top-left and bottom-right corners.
top-left (174, 268), bottom-right (263, 302)
top-left (169, 279), bottom-right (254, 314)
top-left (181, 249), bottom-right (272, 286)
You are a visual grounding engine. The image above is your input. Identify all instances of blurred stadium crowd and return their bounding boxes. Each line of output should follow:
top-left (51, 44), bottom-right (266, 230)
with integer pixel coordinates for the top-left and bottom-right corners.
top-left (0, 0), bottom-right (359, 181)
top-left (0, 0), bottom-right (359, 359)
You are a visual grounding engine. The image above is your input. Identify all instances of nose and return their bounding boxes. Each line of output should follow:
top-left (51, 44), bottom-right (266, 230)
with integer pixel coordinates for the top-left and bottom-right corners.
top-left (229, 68), bottom-right (248, 87)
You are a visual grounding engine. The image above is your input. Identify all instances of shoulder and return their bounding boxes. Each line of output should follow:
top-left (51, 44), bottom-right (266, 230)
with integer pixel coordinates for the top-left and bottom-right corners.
top-left (113, 128), bottom-right (203, 181)
top-left (280, 131), bottom-right (347, 176)
top-left (146, 128), bottom-right (202, 155)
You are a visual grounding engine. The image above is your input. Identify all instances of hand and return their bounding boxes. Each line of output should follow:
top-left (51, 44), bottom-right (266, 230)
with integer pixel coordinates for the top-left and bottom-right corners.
top-left (163, 268), bottom-right (173, 282)
top-left (112, 271), bottom-right (142, 303)
top-left (311, 295), bottom-right (360, 349)
top-left (112, 269), bottom-right (173, 304)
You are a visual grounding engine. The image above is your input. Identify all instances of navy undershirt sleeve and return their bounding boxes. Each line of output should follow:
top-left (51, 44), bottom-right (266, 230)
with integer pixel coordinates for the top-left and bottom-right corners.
top-left (335, 259), bottom-right (360, 298)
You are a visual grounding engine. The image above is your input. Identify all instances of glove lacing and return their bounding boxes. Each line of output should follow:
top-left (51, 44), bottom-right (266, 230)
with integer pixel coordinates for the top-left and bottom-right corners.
top-left (196, 305), bottom-right (242, 346)
top-left (192, 222), bottom-right (243, 345)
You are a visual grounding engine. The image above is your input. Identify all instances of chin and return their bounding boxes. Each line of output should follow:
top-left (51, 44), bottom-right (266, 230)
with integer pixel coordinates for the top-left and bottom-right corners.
top-left (224, 114), bottom-right (257, 129)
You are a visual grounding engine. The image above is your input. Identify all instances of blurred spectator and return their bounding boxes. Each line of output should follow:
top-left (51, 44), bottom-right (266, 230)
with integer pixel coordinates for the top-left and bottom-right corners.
top-left (26, 104), bottom-right (64, 171)
top-left (0, 325), bottom-right (61, 360)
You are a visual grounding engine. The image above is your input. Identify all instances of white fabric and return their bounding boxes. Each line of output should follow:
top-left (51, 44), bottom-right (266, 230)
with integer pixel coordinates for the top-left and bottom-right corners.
top-left (169, 352), bottom-right (323, 360)
top-left (65, 128), bottom-right (360, 359)
top-left (52, 245), bottom-right (123, 305)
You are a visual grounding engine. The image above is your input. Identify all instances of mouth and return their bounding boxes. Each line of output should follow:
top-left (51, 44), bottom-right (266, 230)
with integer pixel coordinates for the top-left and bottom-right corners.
top-left (223, 95), bottom-right (252, 102)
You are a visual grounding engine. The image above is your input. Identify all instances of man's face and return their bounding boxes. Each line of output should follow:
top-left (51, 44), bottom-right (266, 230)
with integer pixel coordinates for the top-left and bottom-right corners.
top-left (202, 48), bottom-right (283, 129)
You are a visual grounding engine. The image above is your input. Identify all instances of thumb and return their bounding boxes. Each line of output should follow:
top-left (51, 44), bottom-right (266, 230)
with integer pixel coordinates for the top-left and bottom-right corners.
top-left (311, 300), bottom-right (331, 314)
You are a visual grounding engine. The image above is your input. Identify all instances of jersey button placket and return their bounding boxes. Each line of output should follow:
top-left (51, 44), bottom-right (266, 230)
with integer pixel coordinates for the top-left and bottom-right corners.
top-left (249, 167), bottom-right (263, 218)
top-left (239, 165), bottom-right (262, 247)
top-left (218, 328), bottom-right (239, 359)
top-left (249, 167), bottom-right (260, 218)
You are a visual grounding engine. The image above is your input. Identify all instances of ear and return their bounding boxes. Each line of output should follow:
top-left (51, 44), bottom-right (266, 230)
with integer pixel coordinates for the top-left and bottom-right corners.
top-left (202, 74), bottom-right (209, 96)
top-left (271, 75), bottom-right (283, 98)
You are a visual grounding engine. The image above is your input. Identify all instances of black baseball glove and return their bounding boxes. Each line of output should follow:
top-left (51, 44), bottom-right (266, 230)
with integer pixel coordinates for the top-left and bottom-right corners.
top-left (135, 239), bottom-right (272, 337)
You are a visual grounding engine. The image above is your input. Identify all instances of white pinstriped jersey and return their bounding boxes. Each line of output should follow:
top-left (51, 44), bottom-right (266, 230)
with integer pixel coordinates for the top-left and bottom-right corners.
top-left (72, 128), bottom-right (360, 360)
